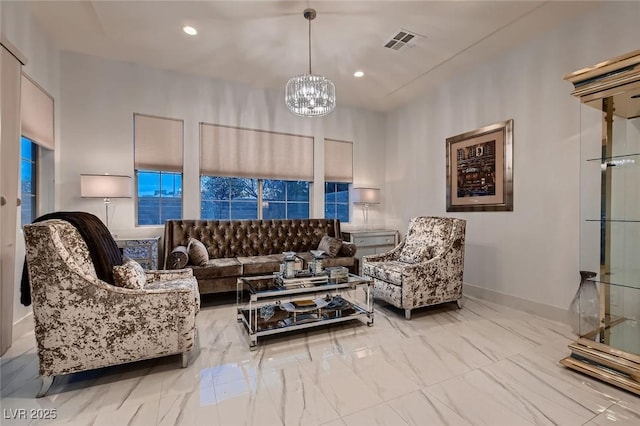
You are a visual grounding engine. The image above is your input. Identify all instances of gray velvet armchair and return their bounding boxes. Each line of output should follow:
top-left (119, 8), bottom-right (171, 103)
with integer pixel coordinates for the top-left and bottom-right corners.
top-left (362, 216), bottom-right (466, 319)
top-left (23, 219), bottom-right (200, 397)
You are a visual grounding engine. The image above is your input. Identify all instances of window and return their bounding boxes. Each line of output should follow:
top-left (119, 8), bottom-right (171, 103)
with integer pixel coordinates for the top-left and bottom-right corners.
top-left (20, 137), bottom-right (38, 227)
top-left (324, 139), bottom-right (353, 223)
top-left (324, 182), bottom-right (349, 222)
top-left (200, 176), bottom-right (309, 220)
top-left (201, 177), bottom-right (258, 219)
top-left (199, 123), bottom-right (313, 221)
top-left (134, 114), bottom-right (184, 225)
top-left (263, 180), bottom-right (309, 219)
top-left (137, 170), bottom-right (182, 225)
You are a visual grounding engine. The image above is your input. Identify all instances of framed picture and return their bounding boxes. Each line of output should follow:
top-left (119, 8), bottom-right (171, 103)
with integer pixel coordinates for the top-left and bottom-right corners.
top-left (446, 119), bottom-right (513, 212)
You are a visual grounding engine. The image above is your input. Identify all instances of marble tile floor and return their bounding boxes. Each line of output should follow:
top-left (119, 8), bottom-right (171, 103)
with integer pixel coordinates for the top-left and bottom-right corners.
top-left (2, 296), bottom-right (640, 426)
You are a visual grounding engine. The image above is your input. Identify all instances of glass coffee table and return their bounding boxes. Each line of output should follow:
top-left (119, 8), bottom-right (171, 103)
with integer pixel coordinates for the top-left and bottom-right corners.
top-left (237, 274), bottom-right (374, 350)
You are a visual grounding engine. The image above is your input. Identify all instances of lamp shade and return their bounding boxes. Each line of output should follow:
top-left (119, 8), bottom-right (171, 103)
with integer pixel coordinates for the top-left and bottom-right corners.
top-left (80, 174), bottom-right (132, 198)
top-left (353, 187), bottom-right (380, 205)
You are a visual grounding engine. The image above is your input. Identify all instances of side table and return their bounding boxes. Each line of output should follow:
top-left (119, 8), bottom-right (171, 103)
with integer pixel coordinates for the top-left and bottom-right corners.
top-left (115, 236), bottom-right (160, 270)
top-left (341, 230), bottom-right (399, 274)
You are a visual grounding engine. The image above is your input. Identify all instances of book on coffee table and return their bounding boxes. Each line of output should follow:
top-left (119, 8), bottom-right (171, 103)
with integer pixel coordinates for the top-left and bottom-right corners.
top-left (275, 274), bottom-right (329, 287)
top-left (280, 297), bottom-right (330, 313)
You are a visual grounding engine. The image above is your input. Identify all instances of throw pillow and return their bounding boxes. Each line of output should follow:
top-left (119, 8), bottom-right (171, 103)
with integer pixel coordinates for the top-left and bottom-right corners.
top-left (399, 243), bottom-right (435, 264)
top-left (167, 245), bottom-right (189, 269)
top-left (113, 257), bottom-right (147, 290)
top-left (339, 242), bottom-right (357, 257)
top-left (187, 238), bottom-right (209, 266)
top-left (318, 235), bottom-right (342, 258)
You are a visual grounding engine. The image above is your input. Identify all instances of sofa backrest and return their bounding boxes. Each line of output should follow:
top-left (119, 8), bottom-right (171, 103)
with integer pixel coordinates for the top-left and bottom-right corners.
top-left (163, 219), bottom-right (341, 267)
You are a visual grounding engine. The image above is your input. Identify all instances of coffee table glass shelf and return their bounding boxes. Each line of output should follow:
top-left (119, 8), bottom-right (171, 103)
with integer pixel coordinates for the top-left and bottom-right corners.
top-left (237, 273), bottom-right (374, 350)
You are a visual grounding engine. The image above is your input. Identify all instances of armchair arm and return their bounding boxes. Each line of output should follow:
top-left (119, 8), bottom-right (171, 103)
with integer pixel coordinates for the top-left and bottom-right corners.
top-left (144, 268), bottom-right (193, 283)
top-left (401, 242), bottom-right (464, 309)
top-left (362, 240), bottom-right (406, 263)
top-left (145, 275), bottom-right (201, 314)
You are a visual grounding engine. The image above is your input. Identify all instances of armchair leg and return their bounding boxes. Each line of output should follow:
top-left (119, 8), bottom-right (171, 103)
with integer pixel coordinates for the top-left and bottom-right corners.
top-left (456, 298), bottom-right (464, 309)
top-left (405, 309), bottom-right (412, 320)
top-left (36, 376), bottom-right (54, 398)
top-left (181, 352), bottom-right (189, 368)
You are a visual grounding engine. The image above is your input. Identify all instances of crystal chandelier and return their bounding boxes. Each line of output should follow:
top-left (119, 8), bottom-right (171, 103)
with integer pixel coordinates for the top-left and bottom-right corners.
top-left (285, 8), bottom-right (336, 117)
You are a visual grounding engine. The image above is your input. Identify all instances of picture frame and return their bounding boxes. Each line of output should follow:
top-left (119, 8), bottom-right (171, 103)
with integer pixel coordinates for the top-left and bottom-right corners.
top-left (446, 119), bottom-right (513, 212)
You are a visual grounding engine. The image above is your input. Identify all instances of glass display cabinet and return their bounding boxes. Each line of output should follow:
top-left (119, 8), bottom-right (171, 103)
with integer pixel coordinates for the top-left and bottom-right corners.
top-left (561, 49), bottom-right (640, 395)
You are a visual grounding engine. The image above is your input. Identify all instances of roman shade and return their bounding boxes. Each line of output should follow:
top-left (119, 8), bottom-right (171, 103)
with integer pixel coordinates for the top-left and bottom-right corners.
top-left (324, 138), bottom-right (353, 182)
top-left (200, 123), bottom-right (313, 181)
top-left (21, 74), bottom-right (54, 150)
top-left (134, 114), bottom-right (183, 172)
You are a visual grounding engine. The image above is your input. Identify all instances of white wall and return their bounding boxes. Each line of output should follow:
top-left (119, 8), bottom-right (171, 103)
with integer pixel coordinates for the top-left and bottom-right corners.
top-left (2, 1), bottom-right (60, 328)
top-left (384, 2), bottom-right (640, 319)
top-left (57, 52), bottom-right (386, 238)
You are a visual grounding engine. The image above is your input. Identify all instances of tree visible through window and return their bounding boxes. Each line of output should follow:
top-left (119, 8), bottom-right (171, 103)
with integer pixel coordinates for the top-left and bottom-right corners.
top-left (136, 170), bottom-right (182, 225)
top-left (200, 176), bottom-right (309, 220)
top-left (20, 137), bottom-right (38, 227)
top-left (263, 180), bottom-right (309, 219)
top-left (324, 182), bottom-right (349, 223)
top-left (201, 177), bottom-right (258, 219)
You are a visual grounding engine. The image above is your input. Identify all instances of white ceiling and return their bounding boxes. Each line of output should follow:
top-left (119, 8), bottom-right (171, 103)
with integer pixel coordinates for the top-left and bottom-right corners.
top-left (24, 1), bottom-right (603, 112)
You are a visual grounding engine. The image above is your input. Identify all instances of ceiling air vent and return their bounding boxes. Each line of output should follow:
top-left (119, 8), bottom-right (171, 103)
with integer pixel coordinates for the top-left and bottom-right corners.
top-left (384, 29), bottom-right (420, 51)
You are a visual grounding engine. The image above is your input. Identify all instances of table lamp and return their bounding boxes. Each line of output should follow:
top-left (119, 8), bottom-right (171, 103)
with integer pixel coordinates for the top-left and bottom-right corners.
top-left (353, 187), bottom-right (380, 230)
top-left (80, 174), bottom-right (132, 231)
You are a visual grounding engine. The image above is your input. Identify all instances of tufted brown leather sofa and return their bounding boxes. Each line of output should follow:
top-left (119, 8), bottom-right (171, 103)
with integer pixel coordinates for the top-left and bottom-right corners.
top-left (163, 219), bottom-right (357, 295)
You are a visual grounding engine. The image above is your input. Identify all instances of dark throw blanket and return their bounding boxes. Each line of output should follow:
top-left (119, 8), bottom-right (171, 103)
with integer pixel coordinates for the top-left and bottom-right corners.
top-left (21, 211), bottom-right (123, 306)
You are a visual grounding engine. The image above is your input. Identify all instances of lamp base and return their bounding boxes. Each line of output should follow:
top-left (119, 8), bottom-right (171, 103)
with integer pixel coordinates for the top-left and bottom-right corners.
top-left (361, 204), bottom-right (372, 231)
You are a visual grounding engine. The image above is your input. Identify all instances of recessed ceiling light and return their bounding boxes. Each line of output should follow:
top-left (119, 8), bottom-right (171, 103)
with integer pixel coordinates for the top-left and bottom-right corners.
top-left (353, 71), bottom-right (364, 78)
top-left (183, 26), bottom-right (197, 36)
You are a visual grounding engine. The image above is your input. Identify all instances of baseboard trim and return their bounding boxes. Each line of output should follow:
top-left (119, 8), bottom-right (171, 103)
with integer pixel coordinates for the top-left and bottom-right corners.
top-left (12, 311), bottom-right (34, 342)
top-left (463, 283), bottom-right (570, 325)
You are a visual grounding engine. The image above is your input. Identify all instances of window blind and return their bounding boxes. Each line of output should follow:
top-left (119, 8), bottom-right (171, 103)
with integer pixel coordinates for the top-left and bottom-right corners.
top-left (134, 114), bottom-right (183, 172)
top-left (324, 139), bottom-right (353, 182)
top-left (21, 74), bottom-right (54, 150)
top-left (200, 123), bottom-right (313, 181)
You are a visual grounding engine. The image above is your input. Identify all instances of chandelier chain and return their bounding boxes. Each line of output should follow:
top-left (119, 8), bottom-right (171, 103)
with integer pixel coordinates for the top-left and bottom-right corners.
top-left (308, 14), bottom-right (312, 75)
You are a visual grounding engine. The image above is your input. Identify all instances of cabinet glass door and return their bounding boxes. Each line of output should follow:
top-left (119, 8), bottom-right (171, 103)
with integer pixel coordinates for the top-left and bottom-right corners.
top-left (580, 90), bottom-right (640, 357)
top-left (564, 49), bottom-right (640, 395)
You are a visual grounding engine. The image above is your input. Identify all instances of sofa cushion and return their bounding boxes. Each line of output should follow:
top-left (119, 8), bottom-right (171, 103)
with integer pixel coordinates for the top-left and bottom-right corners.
top-left (318, 235), bottom-right (342, 258)
top-left (319, 256), bottom-right (355, 269)
top-left (191, 258), bottom-right (242, 280)
top-left (166, 245), bottom-right (189, 269)
top-left (113, 258), bottom-right (147, 289)
top-left (187, 238), bottom-right (209, 266)
top-left (237, 254), bottom-right (284, 275)
top-left (295, 252), bottom-right (353, 270)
